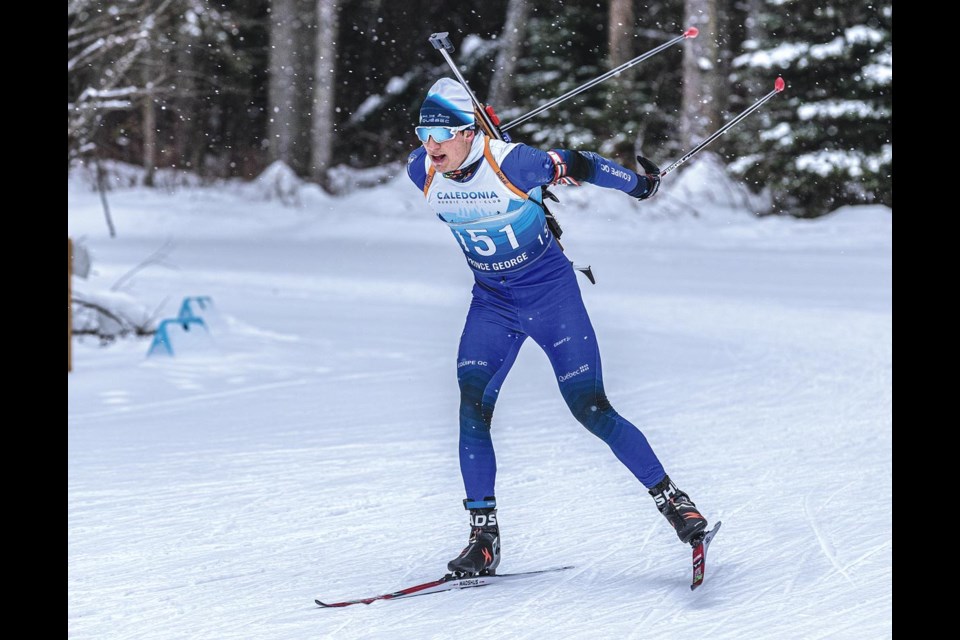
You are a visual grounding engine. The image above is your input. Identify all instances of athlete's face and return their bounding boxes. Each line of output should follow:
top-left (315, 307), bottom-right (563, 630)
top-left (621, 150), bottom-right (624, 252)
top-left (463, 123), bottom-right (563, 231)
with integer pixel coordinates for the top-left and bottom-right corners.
top-left (422, 129), bottom-right (474, 173)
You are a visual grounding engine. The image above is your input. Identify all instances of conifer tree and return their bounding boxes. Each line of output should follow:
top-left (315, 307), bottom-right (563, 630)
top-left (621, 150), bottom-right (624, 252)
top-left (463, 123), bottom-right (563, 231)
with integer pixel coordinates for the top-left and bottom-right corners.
top-left (730, 1), bottom-right (892, 217)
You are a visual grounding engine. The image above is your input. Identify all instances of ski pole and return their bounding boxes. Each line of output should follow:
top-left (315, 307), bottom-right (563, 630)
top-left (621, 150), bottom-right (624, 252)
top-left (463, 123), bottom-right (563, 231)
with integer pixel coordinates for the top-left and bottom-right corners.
top-left (429, 32), bottom-right (506, 142)
top-left (501, 27), bottom-right (699, 133)
top-left (659, 77), bottom-right (786, 177)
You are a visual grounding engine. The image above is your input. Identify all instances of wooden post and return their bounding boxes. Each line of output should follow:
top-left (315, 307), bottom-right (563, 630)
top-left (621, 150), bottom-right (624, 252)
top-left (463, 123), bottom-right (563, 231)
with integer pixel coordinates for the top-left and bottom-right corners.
top-left (68, 237), bottom-right (72, 373)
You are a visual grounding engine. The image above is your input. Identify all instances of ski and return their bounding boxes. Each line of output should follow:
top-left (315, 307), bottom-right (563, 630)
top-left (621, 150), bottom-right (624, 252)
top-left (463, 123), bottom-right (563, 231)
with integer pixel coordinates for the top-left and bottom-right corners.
top-left (315, 566), bottom-right (574, 608)
top-left (690, 520), bottom-right (722, 590)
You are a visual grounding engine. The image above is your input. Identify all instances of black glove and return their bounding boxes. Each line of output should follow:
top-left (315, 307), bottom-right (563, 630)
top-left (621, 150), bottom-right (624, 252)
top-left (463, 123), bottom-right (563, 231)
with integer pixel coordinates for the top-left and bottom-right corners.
top-left (634, 155), bottom-right (661, 200)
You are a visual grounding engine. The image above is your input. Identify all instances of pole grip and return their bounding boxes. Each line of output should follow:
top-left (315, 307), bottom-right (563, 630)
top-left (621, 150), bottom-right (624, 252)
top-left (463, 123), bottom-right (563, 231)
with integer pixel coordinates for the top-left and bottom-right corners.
top-left (429, 32), bottom-right (454, 53)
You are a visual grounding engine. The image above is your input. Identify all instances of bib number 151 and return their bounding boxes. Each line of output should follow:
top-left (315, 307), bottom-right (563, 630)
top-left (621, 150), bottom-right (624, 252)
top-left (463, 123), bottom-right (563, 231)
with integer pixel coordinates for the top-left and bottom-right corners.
top-left (456, 224), bottom-right (532, 256)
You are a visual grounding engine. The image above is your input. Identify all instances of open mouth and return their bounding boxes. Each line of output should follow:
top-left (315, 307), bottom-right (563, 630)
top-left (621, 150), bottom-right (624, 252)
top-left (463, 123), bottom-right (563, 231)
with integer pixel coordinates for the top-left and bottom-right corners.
top-left (430, 153), bottom-right (447, 165)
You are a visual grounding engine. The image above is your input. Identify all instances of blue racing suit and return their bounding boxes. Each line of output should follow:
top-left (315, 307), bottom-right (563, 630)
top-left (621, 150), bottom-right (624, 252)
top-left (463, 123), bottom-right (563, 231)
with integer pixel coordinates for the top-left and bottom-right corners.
top-left (407, 135), bottom-right (666, 501)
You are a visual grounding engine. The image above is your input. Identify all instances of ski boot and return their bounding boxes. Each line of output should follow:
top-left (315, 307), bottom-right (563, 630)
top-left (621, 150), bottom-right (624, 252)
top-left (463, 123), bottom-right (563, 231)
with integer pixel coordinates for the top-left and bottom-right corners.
top-left (447, 497), bottom-right (500, 576)
top-left (649, 475), bottom-right (708, 544)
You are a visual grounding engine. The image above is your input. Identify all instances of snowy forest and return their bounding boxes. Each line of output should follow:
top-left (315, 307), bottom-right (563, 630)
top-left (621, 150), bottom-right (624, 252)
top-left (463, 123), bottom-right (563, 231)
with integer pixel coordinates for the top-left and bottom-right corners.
top-left (67, 0), bottom-right (892, 218)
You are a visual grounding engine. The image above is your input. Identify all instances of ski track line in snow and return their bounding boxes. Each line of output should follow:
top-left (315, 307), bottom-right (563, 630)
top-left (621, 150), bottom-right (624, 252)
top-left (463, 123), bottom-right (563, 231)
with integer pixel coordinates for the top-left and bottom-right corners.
top-left (504, 566), bottom-right (591, 635)
top-left (803, 494), bottom-right (855, 586)
top-left (69, 377), bottom-right (314, 422)
top-left (602, 521), bottom-right (662, 583)
top-left (769, 544), bottom-right (818, 614)
top-left (818, 539), bottom-right (892, 587)
top-left (627, 577), bottom-right (688, 631)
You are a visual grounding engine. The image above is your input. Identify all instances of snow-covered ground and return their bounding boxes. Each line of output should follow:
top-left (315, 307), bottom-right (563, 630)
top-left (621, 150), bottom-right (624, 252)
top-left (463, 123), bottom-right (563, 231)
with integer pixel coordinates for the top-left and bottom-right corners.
top-left (68, 161), bottom-right (892, 639)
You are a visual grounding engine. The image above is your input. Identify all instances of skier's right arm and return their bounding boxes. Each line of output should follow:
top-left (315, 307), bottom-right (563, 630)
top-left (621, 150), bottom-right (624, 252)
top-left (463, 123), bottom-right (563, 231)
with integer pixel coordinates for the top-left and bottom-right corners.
top-left (406, 147), bottom-right (429, 190)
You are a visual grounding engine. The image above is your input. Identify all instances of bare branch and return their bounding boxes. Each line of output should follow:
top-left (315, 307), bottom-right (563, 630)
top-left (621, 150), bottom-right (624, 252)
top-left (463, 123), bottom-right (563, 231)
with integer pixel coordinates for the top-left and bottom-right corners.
top-left (71, 297), bottom-right (127, 329)
top-left (67, 0), bottom-right (100, 17)
top-left (71, 297), bottom-right (157, 340)
top-left (68, 20), bottom-right (130, 50)
top-left (111, 240), bottom-right (178, 292)
top-left (68, 29), bottom-right (150, 72)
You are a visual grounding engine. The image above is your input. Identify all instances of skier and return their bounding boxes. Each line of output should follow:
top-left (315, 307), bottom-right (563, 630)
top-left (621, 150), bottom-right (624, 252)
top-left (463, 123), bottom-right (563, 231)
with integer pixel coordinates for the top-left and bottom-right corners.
top-left (406, 78), bottom-right (708, 577)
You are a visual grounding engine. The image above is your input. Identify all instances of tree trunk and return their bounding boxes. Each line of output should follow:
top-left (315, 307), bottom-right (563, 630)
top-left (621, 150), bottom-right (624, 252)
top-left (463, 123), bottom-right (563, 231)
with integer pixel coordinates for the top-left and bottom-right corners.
top-left (171, 35), bottom-right (200, 175)
top-left (310, 0), bottom-right (338, 189)
top-left (742, 0), bottom-right (766, 95)
top-left (608, 0), bottom-right (636, 166)
top-left (294, 0), bottom-right (316, 174)
top-left (142, 84), bottom-right (157, 187)
top-left (487, 0), bottom-right (530, 109)
top-left (607, 0), bottom-right (634, 70)
top-left (681, 0), bottom-right (721, 151)
top-left (269, 0), bottom-right (301, 171)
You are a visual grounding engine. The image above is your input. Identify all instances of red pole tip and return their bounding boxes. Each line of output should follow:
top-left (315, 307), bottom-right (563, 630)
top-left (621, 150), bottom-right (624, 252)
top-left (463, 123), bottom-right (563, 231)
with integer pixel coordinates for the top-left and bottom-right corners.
top-left (775, 77), bottom-right (785, 92)
top-left (684, 27), bottom-right (699, 38)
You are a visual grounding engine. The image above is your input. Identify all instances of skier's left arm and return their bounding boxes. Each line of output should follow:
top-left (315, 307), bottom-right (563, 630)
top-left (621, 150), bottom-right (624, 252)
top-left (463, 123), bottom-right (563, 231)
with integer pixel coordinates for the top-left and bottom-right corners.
top-left (499, 144), bottom-right (661, 200)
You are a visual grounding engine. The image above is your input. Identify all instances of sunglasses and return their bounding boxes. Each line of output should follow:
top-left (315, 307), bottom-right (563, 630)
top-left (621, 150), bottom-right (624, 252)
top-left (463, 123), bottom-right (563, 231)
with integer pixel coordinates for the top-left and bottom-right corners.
top-left (414, 124), bottom-right (474, 143)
